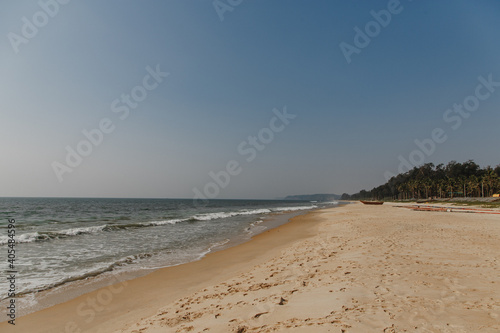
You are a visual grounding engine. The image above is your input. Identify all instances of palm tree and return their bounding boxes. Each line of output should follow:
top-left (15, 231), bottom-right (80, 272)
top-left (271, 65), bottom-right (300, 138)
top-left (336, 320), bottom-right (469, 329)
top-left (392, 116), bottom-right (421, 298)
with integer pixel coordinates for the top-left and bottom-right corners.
top-left (396, 184), bottom-right (405, 200)
top-left (484, 168), bottom-right (498, 196)
top-left (414, 179), bottom-right (422, 199)
top-left (436, 179), bottom-right (446, 198)
top-left (459, 176), bottom-right (468, 197)
top-left (400, 182), bottom-right (409, 200)
top-left (491, 173), bottom-right (500, 195)
top-left (422, 178), bottom-right (433, 199)
top-left (446, 178), bottom-right (455, 198)
top-left (467, 176), bottom-right (480, 198)
top-left (407, 180), bottom-right (416, 199)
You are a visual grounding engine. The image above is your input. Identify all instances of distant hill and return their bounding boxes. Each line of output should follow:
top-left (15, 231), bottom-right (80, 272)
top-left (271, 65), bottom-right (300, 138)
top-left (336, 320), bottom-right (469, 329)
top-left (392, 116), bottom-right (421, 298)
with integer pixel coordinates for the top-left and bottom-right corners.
top-left (283, 194), bottom-right (341, 201)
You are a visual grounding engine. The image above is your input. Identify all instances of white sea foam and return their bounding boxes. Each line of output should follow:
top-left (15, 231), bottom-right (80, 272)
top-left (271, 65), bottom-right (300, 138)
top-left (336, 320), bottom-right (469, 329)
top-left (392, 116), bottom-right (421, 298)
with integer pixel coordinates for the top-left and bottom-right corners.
top-left (18, 232), bottom-right (44, 243)
top-left (0, 225), bottom-right (108, 245)
top-left (149, 218), bottom-right (189, 226)
top-left (251, 219), bottom-right (264, 226)
top-left (207, 238), bottom-right (230, 251)
top-left (271, 205), bottom-right (317, 212)
top-left (193, 208), bottom-right (272, 221)
top-left (0, 232), bottom-right (43, 245)
top-left (193, 239), bottom-right (232, 261)
top-left (58, 225), bottom-right (107, 236)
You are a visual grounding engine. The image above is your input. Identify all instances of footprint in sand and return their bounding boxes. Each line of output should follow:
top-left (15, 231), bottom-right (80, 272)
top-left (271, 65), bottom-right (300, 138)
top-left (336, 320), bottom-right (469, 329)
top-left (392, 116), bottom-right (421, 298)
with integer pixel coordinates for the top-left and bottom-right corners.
top-left (243, 299), bottom-right (276, 326)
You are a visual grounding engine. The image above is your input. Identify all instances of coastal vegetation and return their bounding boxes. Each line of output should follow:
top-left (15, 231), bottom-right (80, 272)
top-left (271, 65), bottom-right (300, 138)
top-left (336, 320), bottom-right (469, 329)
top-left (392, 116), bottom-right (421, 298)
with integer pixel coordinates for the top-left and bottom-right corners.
top-left (342, 160), bottom-right (500, 201)
top-left (284, 194), bottom-right (341, 201)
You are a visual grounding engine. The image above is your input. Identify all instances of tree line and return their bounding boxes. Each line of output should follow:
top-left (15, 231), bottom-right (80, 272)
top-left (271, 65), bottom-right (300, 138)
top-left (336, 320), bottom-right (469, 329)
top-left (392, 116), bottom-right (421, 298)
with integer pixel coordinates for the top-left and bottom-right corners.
top-left (342, 160), bottom-right (500, 201)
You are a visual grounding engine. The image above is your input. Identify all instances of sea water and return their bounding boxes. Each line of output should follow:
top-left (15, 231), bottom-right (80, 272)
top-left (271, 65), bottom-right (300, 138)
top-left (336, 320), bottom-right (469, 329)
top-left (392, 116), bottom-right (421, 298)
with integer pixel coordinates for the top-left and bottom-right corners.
top-left (0, 197), bottom-right (338, 315)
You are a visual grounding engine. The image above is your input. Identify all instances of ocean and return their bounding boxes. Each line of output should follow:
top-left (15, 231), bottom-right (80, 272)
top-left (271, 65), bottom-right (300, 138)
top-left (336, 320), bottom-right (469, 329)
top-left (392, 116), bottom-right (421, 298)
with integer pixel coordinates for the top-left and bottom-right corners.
top-left (0, 197), bottom-right (338, 315)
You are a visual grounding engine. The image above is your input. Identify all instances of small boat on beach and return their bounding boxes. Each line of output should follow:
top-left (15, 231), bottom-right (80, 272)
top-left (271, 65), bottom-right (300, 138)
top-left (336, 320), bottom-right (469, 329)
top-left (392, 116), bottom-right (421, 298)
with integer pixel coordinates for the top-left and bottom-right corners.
top-left (360, 200), bottom-right (384, 205)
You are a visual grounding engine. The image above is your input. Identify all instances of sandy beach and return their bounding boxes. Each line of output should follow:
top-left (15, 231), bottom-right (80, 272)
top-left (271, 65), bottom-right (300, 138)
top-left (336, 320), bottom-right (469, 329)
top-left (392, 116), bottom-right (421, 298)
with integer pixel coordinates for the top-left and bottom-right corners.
top-left (3, 202), bottom-right (500, 332)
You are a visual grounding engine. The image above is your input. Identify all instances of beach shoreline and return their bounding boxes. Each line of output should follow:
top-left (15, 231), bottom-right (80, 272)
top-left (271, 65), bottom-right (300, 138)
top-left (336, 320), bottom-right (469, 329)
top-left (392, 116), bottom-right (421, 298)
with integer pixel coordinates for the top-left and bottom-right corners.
top-left (0, 206), bottom-right (330, 332)
top-left (0, 208), bottom-right (314, 320)
top-left (2, 202), bottom-right (500, 332)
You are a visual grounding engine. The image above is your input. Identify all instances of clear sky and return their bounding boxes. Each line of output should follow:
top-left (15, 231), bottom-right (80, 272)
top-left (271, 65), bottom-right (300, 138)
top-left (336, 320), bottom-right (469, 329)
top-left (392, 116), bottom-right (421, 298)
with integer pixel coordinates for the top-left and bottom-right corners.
top-left (1, 0), bottom-right (499, 199)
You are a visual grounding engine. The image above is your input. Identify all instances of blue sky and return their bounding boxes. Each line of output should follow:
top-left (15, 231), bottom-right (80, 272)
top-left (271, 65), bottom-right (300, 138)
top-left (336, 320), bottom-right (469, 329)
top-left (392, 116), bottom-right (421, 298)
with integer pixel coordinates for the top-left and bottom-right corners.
top-left (1, 0), bottom-right (499, 199)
